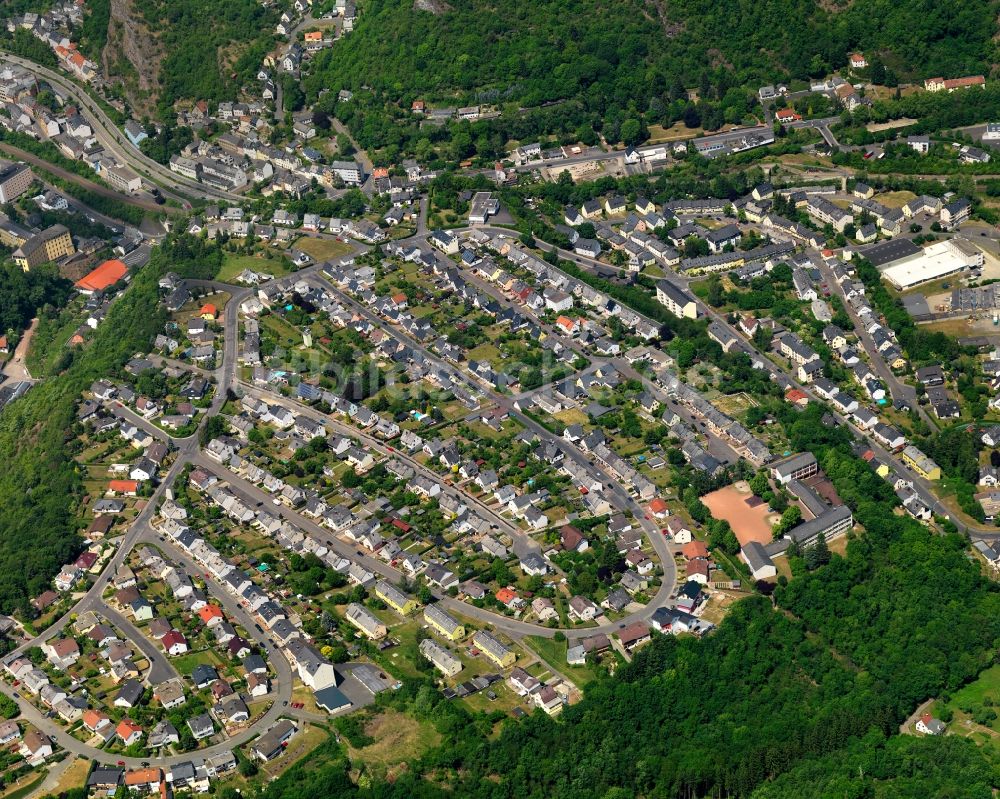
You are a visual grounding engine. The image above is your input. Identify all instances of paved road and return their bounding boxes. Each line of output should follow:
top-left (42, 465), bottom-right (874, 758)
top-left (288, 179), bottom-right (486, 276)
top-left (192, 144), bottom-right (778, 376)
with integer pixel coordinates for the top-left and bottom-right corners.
top-left (0, 51), bottom-right (241, 203)
top-left (97, 604), bottom-right (178, 684)
top-left (0, 142), bottom-right (177, 217)
top-left (814, 258), bottom-right (930, 426)
top-left (1, 317), bottom-right (36, 383)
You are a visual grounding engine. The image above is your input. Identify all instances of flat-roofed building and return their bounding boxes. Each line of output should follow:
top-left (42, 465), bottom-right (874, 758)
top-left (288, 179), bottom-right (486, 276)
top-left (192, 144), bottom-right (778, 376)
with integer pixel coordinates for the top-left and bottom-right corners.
top-left (876, 239), bottom-right (983, 290)
top-left (771, 452), bottom-right (818, 485)
top-left (104, 164), bottom-right (142, 193)
top-left (0, 161), bottom-right (33, 203)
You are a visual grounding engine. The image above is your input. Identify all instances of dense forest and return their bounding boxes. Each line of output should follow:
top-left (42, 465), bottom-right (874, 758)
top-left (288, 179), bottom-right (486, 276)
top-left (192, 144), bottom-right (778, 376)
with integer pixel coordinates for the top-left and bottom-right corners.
top-left (299, 0), bottom-right (999, 163)
top-left (85, 0), bottom-right (277, 115)
top-left (314, 0), bottom-right (996, 103)
top-left (0, 261), bottom-right (71, 341)
top-left (0, 265), bottom-right (162, 613)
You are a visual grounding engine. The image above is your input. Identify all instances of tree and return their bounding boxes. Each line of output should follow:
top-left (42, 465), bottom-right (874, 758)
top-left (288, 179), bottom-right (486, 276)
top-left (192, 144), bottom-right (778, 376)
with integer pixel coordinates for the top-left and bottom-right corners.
top-left (804, 532), bottom-right (830, 569)
top-left (749, 471), bottom-right (769, 497)
top-left (238, 757), bottom-right (258, 777)
top-left (620, 118), bottom-right (643, 146)
top-left (774, 505), bottom-right (802, 538)
top-left (337, 133), bottom-right (355, 156)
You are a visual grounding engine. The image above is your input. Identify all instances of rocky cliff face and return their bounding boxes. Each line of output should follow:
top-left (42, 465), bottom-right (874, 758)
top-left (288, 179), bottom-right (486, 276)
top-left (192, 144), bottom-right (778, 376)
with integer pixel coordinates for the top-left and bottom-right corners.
top-left (101, 0), bottom-right (163, 116)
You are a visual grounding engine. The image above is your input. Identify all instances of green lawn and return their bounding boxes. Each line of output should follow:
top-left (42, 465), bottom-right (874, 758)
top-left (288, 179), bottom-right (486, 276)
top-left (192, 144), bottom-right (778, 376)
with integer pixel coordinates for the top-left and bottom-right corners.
top-left (261, 315), bottom-right (306, 348)
top-left (217, 253), bottom-right (290, 284)
top-left (466, 343), bottom-right (502, 363)
top-left (171, 649), bottom-right (224, 675)
top-left (0, 770), bottom-right (47, 799)
top-left (940, 664), bottom-right (1000, 709)
top-left (291, 236), bottom-right (354, 261)
top-left (933, 663), bottom-right (1000, 735)
top-left (524, 635), bottom-right (601, 687)
top-left (345, 710), bottom-right (441, 775)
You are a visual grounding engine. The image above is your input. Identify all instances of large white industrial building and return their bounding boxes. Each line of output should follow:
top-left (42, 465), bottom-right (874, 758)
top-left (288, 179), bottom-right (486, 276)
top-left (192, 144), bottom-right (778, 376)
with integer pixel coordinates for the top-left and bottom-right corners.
top-left (866, 238), bottom-right (984, 290)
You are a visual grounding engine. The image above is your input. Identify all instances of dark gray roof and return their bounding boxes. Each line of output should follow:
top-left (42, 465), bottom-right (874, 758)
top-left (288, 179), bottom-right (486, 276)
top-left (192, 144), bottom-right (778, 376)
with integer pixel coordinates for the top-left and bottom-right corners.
top-left (860, 237), bottom-right (921, 267)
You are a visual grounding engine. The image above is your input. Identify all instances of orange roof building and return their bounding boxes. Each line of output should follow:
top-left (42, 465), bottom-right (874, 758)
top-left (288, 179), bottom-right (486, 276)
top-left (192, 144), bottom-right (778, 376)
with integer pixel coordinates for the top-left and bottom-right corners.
top-left (124, 768), bottom-right (162, 787)
top-left (75, 259), bottom-right (128, 294)
top-left (198, 604), bottom-right (224, 624)
top-left (681, 540), bottom-right (709, 560)
top-left (304, 30), bottom-right (323, 42)
top-left (495, 587), bottom-right (518, 606)
top-left (555, 315), bottom-right (577, 334)
top-left (108, 480), bottom-right (138, 495)
top-left (82, 708), bottom-right (110, 731)
top-left (116, 719), bottom-right (143, 743)
top-left (649, 498), bottom-right (668, 517)
top-left (199, 303), bottom-right (217, 320)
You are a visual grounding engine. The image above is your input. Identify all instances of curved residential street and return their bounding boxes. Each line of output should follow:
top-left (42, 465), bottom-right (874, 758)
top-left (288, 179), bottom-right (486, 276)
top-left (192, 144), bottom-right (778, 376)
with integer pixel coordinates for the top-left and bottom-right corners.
top-left (0, 228), bottom-right (685, 773)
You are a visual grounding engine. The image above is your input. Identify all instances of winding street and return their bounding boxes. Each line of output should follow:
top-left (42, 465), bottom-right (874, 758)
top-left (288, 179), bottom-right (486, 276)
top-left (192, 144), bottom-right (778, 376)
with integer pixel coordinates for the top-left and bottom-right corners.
top-left (0, 50), bottom-right (243, 203)
top-left (0, 228), bottom-right (687, 772)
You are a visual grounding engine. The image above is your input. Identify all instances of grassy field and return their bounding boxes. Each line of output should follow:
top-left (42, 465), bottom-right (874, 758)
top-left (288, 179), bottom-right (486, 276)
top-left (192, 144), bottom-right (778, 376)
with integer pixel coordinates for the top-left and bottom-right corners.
top-left (928, 664), bottom-right (1000, 748)
top-left (553, 408), bottom-right (589, 426)
top-left (524, 635), bottom-right (601, 687)
top-left (346, 710), bottom-right (441, 776)
top-left (466, 343), bottom-right (502, 363)
top-left (646, 122), bottom-right (704, 142)
top-left (0, 770), bottom-right (47, 799)
top-left (172, 648), bottom-right (224, 675)
top-left (713, 391), bottom-right (757, 417)
top-left (876, 190), bottom-right (918, 208)
top-left (217, 253), bottom-right (289, 284)
top-left (262, 723), bottom-right (331, 779)
top-left (291, 237), bottom-right (354, 262)
top-left (46, 757), bottom-right (91, 796)
top-left (261, 314), bottom-right (307, 349)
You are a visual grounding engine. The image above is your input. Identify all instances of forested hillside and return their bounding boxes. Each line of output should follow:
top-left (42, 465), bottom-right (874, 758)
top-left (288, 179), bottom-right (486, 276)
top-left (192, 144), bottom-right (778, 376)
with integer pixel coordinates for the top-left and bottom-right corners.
top-left (0, 234), bottom-right (234, 615)
top-left (0, 272), bottom-right (161, 614)
top-left (0, 262), bottom-right (71, 342)
top-left (313, 0), bottom-right (997, 104)
top-left (209, 405), bottom-right (1000, 799)
top-left (301, 0), bottom-right (998, 164)
top-left (84, 0), bottom-right (276, 116)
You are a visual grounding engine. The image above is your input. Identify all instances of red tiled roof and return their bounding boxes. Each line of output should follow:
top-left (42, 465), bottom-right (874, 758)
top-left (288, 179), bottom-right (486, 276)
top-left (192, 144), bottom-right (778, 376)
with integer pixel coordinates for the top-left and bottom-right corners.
top-left (76, 259), bottom-right (127, 292)
top-left (198, 604), bottom-right (224, 623)
top-left (681, 540), bottom-right (709, 559)
top-left (496, 587), bottom-right (517, 604)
